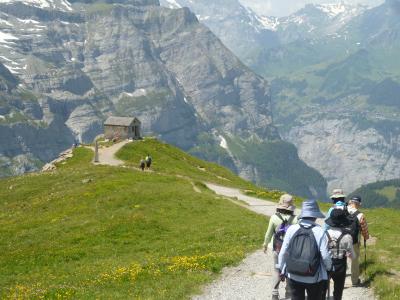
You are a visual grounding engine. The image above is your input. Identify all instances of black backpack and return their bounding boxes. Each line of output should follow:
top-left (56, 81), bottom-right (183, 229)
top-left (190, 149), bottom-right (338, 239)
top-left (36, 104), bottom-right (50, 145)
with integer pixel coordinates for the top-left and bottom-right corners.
top-left (346, 210), bottom-right (360, 244)
top-left (329, 207), bottom-right (360, 245)
top-left (285, 224), bottom-right (321, 276)
top-left (272, 213), bottom-right (295, 254)
top-left (326, 230), bottom-right (347, 274)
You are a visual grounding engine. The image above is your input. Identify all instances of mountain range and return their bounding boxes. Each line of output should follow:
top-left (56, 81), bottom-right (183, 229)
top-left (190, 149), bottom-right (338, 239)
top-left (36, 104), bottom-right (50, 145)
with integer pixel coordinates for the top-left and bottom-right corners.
top-left (0, 0), bottom-right (327, 199)
top-left (163, 0), bottom-right (400, 196)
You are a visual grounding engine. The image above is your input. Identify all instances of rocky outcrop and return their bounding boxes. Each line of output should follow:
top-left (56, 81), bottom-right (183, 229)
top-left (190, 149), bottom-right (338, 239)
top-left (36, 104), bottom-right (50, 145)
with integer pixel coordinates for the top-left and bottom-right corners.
top-left (286, 117), bottom-right (400, 194)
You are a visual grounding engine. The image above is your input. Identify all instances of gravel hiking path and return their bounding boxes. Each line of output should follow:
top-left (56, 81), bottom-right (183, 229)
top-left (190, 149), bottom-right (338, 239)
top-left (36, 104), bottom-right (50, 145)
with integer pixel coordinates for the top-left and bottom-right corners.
top-left (192, 183), bottom-right (375, 300)
top-left (93, 140), bottom-right (130, 166)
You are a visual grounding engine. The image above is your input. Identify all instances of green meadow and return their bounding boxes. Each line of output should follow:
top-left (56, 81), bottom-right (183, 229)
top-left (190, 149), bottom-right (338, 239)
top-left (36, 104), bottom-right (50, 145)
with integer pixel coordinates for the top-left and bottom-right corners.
top-left (0, 139), bottom-right (399, 299)
top-left (0, 141), bottom-right (267, 299)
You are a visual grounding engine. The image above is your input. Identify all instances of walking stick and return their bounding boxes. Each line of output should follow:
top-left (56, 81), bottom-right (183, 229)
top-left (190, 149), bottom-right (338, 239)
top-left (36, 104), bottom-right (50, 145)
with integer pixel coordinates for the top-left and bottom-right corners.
top-left (327, 274), bottom-right (331, 300)
top-left (364, 239), bottom-right (367, 276)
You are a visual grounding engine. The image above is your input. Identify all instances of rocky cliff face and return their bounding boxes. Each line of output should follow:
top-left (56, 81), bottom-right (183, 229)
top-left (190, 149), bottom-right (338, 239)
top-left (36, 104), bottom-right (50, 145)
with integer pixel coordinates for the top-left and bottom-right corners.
top-left (160, 0), bottom-right (280, 66)
top-left (0, 0), bottom-right (327, 198)
top-left (286, 117), bottom-right (400, 193)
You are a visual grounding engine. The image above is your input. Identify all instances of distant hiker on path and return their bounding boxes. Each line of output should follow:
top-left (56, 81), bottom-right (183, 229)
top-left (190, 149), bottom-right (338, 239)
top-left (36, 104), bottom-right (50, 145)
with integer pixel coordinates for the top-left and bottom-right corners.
top-left (347, 195), bottom-right (369, 286)
top-left (325, 209), bottom-right (355, 300)
top-left (145, 154), bottom-right (152, 169)
top-left (262, 194), bottom-right (298, 300)
top-left (140, 158), bottom-right (146, 171)
top-left (279, 200), bottom-right (332, 300)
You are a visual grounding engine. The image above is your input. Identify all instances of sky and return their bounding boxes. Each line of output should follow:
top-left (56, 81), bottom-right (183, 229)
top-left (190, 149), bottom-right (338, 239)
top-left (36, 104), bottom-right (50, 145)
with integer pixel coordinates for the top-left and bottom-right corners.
top-left (239, 0), bottom-right (385, 16)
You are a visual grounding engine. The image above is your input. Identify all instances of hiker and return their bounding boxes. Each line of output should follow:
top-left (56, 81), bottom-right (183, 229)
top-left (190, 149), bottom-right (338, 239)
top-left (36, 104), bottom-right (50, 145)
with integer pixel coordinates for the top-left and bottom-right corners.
top-left (279, 200), bottom-right (332, 300)
top-left (262, 194), bottom-right (298, 300)
top-left (324, 209), bottom-right (355, 300)
top-left (327, 189), bottom-right (347, 218)
top-left (347, 195), bottom-right (369, 287)
top-left (140, 158), bottom-right (146, 171)
top-left (145, 154), bottom-right (152, 169)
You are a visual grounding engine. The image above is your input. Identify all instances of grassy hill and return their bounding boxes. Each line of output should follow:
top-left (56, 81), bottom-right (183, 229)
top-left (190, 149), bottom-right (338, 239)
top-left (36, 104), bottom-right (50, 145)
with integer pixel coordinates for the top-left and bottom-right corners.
top-left (363, 208), bottom-right (400, 299)
top-left (350, 179), bottom-right (400, 208)
top-left (0, 139), bottom-right (271, 299)
top-left (0, 138), bottom-right (399, 299)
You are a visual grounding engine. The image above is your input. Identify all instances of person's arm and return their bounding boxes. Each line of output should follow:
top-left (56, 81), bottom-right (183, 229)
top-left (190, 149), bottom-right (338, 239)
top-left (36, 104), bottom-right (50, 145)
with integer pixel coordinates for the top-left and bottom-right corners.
top-left (263, 215), bottom-right (277, 251)
top-left (318, 229), bottom-right (332, 271)
top-left (358, 213), bottom-right (370, 240)
top-left (324, 207), bottom-right (333, 229)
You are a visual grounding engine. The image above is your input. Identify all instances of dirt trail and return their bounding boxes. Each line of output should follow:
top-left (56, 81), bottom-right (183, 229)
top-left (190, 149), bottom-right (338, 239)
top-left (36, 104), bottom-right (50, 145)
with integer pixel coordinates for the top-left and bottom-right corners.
top-left (93, 140), bottom-right (130, 166)
top-left (192, 183), bottom-right (375, 300)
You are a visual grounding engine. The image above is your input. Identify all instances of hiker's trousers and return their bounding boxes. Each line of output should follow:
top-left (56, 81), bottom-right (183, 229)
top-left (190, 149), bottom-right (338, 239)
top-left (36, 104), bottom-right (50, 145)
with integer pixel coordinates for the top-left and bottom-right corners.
top-left (331, 268), bottom-right (346, 300)
top-left (288, 279), bottom-right (326, 300)
top-left (351, 243), bottom-right (361, 285)
top-left (272, 252), bottom-right (290, 297)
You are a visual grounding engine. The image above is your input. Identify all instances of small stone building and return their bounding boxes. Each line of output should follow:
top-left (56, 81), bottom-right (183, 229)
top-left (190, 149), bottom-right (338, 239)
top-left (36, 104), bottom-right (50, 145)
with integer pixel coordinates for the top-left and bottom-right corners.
top-left (104, 116), bottom-right (141, 140)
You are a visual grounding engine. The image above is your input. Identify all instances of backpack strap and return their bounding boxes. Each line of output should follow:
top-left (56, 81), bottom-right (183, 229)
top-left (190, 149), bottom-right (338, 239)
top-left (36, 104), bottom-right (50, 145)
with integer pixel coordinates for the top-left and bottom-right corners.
top-left (275, 212), bottom-right (285, 223)
top-left (325, 230), bottom-right (332, 243)
top-left (274, 213), bottom-right (285, 234)
top-left (288, 215), bottom-right (295, 225)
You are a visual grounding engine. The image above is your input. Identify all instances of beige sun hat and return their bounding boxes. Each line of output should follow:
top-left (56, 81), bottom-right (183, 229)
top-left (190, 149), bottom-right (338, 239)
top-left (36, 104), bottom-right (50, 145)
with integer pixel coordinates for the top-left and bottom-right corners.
top-left (330, 188), bottom-right (346, 199)
top-left (277, 194), bottom-right (296, 211)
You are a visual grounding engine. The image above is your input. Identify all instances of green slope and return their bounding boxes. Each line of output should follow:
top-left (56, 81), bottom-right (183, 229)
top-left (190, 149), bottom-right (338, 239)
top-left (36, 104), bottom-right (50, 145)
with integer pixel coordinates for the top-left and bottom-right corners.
top-left (224, 137), bottom-right (327, 200)
top-left (0, 139), bottom-right (268, 299)
top-left (363, 208), bottom-right (400, 299)
top-left (349, 179), bottom-right (400, 208)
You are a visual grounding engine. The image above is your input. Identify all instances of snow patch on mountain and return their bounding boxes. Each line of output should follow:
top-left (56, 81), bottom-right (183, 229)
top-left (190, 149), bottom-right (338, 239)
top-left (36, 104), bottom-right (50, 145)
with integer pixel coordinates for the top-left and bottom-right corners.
top-left (164, 0), bottom-right (181, 9)
top-left (219, 135), bottom-right (228, 150)
top-left (254, 15), bottom-right (280, 31)
top-left (315, 3), bottom-right (367, 19)
top-left (0, 31), bottom-right (18, 44)
top-left (0, 0), bottom-right (72, 11)
top-left (316, 3), bottom-right (347, 17)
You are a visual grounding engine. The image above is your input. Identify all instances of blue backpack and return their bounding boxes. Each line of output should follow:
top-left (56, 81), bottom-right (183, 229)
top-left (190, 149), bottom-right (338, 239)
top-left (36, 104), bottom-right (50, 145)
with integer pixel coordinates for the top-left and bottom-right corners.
top-left (272, 213), bottom-right (295, 254)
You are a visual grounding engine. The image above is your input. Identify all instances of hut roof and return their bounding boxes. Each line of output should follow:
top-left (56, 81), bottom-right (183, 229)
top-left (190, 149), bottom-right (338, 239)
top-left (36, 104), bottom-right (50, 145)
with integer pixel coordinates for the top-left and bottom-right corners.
top-left (104, 116), bottom-right (140, 126)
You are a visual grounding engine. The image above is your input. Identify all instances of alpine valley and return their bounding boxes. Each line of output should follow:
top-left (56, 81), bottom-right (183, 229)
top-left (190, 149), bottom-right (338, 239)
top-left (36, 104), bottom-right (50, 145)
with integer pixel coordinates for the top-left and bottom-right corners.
top-left (161, 0), bottom-right (400, 195)
top-left (0, 0), bottom-right (327, 199)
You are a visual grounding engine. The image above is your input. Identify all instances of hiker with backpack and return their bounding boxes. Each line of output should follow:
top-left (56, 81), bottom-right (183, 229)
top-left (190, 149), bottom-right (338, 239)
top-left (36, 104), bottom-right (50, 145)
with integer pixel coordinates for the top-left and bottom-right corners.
top-left (140, 158), bottom-right (146, 171)
top-left (145, 154), bottom-right (152, 169)
top-left (278, 200), bottom-right (332, 300)
top-left (347, 196), bottom-right (369, 287)
top-left (263, 194), bottom-right (298, 300)
top-left (324, 209), bottom-right (355, 300)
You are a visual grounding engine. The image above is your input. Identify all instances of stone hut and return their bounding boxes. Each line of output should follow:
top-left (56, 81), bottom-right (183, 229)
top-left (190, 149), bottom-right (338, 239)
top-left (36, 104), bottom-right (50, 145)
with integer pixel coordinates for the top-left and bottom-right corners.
top-left (104, 116), bottom-right (141, 140)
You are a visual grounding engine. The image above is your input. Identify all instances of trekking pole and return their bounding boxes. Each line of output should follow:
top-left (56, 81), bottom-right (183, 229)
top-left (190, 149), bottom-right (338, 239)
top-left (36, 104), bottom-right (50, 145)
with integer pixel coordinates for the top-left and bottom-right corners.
top-left (327, 274), bottom-right (331, 300)
top-left (364, 238), bottom-right (367, 276)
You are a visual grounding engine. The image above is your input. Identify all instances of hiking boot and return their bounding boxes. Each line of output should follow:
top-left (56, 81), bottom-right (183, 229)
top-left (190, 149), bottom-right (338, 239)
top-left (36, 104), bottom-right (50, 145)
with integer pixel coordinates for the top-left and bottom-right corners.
top-left (271, 295), bottom-right (279, 300)
top-left (352, 279), bottom-right (362, 287)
